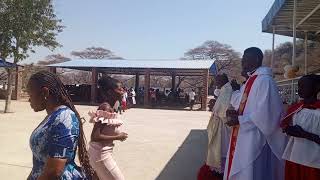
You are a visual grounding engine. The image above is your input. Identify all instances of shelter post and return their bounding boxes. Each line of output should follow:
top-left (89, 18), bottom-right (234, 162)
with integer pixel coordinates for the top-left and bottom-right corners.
top-left (90, 67), bottom-right (98, 104)
top-left (201, 69), bottom-right (209, 111)
top-left (271, 26), bottom-right (275, 69)
top-left (144, 70), bottom-right (151, 105)
top-left (49, 67), bottom-right (57, 74)
top-left (135, 73), bottom-right (140, 91)
top-left (171, 73), bottom-right (176, 90)
top-left (304, 32), bottom-right (308, 75)
top-left (292, 0), bottom-right (297, 66)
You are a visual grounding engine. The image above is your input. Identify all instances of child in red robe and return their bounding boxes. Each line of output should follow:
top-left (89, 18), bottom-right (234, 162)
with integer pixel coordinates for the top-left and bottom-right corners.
top-left (281, 74), bottom-right (320, 180)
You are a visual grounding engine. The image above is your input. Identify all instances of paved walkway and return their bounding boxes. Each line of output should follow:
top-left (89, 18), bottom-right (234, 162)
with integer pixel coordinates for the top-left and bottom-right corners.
top-left (0, 100), bottom-right (210, 180)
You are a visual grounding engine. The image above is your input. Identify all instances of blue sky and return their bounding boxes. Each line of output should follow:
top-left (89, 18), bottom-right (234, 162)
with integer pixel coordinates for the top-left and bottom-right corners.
top-left (25, 0), bottom-right (291, 64)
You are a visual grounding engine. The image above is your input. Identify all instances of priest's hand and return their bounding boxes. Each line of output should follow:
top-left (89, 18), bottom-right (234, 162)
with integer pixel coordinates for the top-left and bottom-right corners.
top-left (226, 109), bottom-right (238, 117)
top-left (226, 118), bottom-right (239, 127)
top-left (226, 109), bottom-right (239, 127)
top-left (284, 125), bottom-right (307, 138)
top-left (231, 80), bottom-right (240, 91)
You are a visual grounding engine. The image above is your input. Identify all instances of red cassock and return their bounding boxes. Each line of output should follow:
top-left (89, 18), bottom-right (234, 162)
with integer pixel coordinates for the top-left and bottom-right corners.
top-left (281, 100), bottom-right (320, 180)
top-left (197, 164), bottom-right (222, 180)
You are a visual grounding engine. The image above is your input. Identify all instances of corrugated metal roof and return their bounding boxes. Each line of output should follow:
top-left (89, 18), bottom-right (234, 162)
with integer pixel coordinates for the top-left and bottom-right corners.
top-left (262, 0), bottom-right (320, 40)
top-left (48, 59), bottom-right (215, 70)
top-left (0, 59), bottom-right (16, 68)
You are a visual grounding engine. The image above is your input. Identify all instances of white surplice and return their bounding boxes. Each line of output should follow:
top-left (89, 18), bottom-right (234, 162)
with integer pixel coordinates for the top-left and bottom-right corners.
top-left (224, 67), bottom-right (288, 180)
top-left (282, 108), bottom-right (320, 169)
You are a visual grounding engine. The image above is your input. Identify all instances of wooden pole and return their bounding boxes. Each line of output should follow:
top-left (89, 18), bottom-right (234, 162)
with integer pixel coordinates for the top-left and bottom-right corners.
top-left (292, 0), bottom-right (297, 66)
top-left (91, 68), bottom-right (98, 104)
top-left (304, 32), bottom-right (308, 75)
top-left (201, 69), bottom-right (209, 111)
top-left (171, 73), bottom-right (176, 90)
top-left (271, 26), bottom-right (275, 69)
top-left (49, 67), bottom-right (57, 74)
top-left (135, 73), bottom-right (140, 91)
top-left (144, 70), bottom-right (150, 106)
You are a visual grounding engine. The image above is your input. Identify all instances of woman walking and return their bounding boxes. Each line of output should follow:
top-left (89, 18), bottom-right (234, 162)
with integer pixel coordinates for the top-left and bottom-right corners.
top-left (88, 76), bottom-right (128, 180)
top-left (27, 71), bottom-right (94, 180)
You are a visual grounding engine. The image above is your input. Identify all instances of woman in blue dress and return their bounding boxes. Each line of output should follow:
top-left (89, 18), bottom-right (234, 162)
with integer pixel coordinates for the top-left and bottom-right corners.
top-left (27, 71), bottom-right (95, 180)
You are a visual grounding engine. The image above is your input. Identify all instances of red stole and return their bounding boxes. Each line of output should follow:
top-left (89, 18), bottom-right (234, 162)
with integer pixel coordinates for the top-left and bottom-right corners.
top-left (280, 100), bottom-right (320, 129)
top-left (226, 75), bottom-right (258, 180)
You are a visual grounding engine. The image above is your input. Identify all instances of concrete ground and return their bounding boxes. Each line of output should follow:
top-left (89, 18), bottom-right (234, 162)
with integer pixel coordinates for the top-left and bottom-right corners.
top-left (0, 100), bottom-right (210, 180)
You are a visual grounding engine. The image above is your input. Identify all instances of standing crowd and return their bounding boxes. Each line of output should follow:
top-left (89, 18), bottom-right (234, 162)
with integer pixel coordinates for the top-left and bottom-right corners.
top-left (200, 47), bottom-right (320, 180)
top-left (121, 86), bottom-right (199, 110)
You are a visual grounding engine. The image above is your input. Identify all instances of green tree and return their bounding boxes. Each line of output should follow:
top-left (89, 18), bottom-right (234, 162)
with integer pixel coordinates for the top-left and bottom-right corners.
top-left (264, 40), bottom-right (320, 80)
top-left (0, 0), bottom-right (63, 112)
top-left (37, 54), bottom-right (71, 65)
top-left (184, 40), bottom-right (242, 81)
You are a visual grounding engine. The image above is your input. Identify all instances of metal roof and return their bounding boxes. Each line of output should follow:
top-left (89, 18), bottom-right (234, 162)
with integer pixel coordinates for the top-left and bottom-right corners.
top-left (48, 59), bottom-right (216, 76)
top-left (262, 0), bottom-right (320, 40)
top-left (48, 59), bottom-right (215, 70)
top-left (0, 59), bottom-right (16, 68)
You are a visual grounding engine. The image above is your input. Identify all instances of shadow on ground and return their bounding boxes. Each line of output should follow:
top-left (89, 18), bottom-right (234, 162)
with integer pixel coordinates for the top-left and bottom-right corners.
top-left (131, 103), bottom-right (204, 111)
top-left (156, 129), bottom-right (208, 180)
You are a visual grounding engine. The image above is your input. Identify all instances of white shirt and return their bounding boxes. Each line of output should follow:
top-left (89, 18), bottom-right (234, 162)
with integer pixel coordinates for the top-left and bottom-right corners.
top-left (122, 92), bottom-right (128, 102)
top-left (130, 90), bottom-right (136, 97)
top-left (189, 91), bottom-right (196, 100)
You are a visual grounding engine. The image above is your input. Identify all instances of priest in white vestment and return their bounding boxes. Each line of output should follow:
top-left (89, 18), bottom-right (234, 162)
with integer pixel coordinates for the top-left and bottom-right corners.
top-left (206, 74), bottom-right (233, 175)
top-left (224, 47), bottom-right (288, 180)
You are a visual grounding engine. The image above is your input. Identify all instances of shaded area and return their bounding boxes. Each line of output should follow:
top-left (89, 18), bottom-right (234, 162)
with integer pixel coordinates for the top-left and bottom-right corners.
top-left (132, 104), bottom-right (203, 111)
top-left (156, 129), bottom-right (208, 180)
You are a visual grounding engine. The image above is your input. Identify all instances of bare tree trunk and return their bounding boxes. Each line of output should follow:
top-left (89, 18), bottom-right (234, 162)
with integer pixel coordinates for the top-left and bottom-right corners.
top-left (4, 68), bottom-right (13, 113)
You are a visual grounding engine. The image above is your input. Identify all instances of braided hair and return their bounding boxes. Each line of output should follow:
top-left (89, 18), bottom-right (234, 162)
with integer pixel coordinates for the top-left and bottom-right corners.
top-left (97, 75), bottom-right (122, 105)
top-left (29, 71), bottom-right (95, 179)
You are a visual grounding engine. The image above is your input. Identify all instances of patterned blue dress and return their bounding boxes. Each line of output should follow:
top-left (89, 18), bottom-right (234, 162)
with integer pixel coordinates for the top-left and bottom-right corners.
top-left (29, 106), bottom-right (87, 180)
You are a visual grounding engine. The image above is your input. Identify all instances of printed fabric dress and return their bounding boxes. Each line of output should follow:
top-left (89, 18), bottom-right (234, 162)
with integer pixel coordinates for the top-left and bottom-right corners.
top-left (28, 106), bottom-right (87, 180)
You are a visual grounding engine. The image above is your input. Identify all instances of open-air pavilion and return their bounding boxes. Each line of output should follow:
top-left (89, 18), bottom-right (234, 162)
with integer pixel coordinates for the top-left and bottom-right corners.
top-left (48, 59), bottom-right (216, 110)
top-left (262, 0), bottom-right (320, 103)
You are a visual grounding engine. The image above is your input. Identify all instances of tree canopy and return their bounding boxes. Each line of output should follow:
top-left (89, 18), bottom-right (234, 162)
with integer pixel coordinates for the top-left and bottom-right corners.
top-left (264, 40), bottom-right (320, 80)
top-left (0, 0), bottom-right (63, 112)
top-left (37, 54), bottom-right (71, 65)
top-left (71, 47), bottom-right (123, 59)
top-left (0, 0), bottom-right (63, 62)
top-left (184, 40), bottom-right (242, 81)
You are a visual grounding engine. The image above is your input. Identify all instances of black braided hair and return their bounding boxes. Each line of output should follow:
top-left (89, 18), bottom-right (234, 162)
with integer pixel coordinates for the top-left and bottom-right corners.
top-left (97, 75), bottom-right (121, 105)
top-left (29, 71), bottom-right (95, 179)
top-left (98, 75), bottom-right (120, 91)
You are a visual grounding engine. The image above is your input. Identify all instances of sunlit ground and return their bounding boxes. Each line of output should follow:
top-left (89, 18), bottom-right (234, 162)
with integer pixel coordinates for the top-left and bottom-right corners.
top-left (0, 100), bottom-right (210, 180)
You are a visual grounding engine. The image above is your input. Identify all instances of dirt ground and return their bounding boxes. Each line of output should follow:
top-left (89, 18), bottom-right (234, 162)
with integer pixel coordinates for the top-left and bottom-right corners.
top-left (0, 100), bottom-right (210, 180)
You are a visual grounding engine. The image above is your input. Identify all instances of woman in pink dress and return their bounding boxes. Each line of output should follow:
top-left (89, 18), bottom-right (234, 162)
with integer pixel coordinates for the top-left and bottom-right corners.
top-left (88, 76), bottom-right (128, 180)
